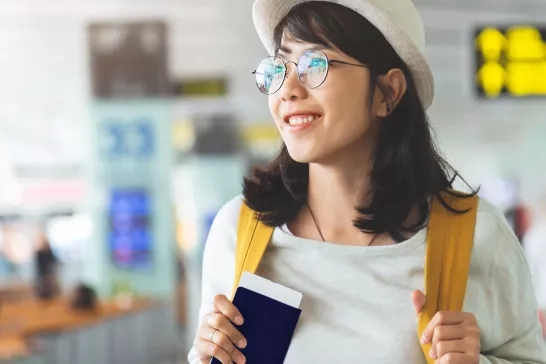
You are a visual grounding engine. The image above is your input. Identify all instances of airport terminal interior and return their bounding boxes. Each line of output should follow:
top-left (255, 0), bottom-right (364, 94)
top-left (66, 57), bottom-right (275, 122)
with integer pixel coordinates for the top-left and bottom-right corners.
top-left (0, 0), bottom-right (545, 363)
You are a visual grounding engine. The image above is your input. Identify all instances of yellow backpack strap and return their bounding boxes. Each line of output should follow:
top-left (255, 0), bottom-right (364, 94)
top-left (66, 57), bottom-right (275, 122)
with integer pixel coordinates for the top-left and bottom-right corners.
top-left (418, 191), bottom-right (479, 363)
top-left (231, 201), bottom-right (275, 299)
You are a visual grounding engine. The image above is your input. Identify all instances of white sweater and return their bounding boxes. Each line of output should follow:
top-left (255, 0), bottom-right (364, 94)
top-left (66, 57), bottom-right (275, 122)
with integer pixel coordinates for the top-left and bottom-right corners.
top-left (188, 195), bottom-right (546, 363)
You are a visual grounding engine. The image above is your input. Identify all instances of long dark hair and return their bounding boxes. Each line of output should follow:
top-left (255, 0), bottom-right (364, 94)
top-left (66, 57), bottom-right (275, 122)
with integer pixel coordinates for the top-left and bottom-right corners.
top-left (243, 2), bottom-right (476, 242)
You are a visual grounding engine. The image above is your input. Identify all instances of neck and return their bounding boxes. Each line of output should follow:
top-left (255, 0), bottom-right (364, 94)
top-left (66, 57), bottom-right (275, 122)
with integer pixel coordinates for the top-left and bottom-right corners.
top-left (300, 140), bottom-right (378, 245)
top-left (288, 134), bottom-right (382, 245)
top-left (307, 161), bottom-right (371, 229)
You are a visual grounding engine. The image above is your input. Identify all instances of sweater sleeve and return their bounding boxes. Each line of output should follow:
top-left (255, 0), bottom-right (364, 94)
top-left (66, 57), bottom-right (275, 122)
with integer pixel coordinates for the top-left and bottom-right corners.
top-left (187, 196), bottom-right (243, 364)
top-left (476, 210), bottom-right (546, 363)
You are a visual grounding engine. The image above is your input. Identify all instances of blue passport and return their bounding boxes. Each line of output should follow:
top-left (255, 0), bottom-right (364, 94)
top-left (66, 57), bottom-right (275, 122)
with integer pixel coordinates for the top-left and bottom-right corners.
top-left (210, 286), bottom-right (302, 364)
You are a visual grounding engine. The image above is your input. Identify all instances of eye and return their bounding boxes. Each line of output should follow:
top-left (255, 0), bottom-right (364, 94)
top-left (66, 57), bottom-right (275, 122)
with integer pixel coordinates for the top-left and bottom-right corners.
top-left (309, 58), bottom-right (327, 71)
top-left (274, 65), bottom-right (285, 75)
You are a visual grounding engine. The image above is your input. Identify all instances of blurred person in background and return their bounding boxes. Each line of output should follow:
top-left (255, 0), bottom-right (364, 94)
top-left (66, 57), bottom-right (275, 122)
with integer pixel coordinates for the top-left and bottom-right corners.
top-left (34, 231), bottom-right (60, 300)
top-left (505, 203), bottom-right (532, 243)
top-left (524, 194), bottom-right (546, 337)
top-left (188, 1), bottom-right (546, 363)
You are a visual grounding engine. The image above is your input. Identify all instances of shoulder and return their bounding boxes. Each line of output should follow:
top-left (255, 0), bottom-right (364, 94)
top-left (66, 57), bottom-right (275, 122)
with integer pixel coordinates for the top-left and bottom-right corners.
top-left (212, 194), bottom-right (245, 231)
top-left (473, 197), bottom-right (519, 250)
top-left (205, 194), bottom-right (244, 253)
top-left (471, 196), bottom-right (529, 280)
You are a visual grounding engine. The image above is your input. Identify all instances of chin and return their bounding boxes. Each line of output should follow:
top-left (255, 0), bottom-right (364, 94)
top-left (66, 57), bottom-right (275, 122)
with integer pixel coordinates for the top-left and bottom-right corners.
top-left (290, 155), bottom-right (314, 164)
top-left (285, 145), bottom-right (322, 164)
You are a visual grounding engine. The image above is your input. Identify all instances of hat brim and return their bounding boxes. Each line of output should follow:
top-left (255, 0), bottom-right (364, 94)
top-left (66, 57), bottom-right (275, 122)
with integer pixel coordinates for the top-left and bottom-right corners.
top-left (252, 0), bottom-right (435, 109)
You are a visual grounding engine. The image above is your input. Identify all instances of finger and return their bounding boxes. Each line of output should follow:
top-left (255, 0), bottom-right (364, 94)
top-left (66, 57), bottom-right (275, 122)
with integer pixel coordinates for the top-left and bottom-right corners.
top-left (430, 325), bottom-right (465, 359)
top-left (213, 294), bottom-right (244, 325)
top-left (421, 312), bottom-right (465, 344)
top-left (195, 340), bottom-right (232, 364)
top-left (434, 339), bottom-right (466, 359)
top-left (204, 313), bottom-right (247, 349)
top-left (210, 329), bottom-right (246, 364)
top-left (437, 352), bottom-right (474, 364)
top-left (412, 290), bottom-right (426, 314)
top-left (204, 326), bottom-right (237, 355)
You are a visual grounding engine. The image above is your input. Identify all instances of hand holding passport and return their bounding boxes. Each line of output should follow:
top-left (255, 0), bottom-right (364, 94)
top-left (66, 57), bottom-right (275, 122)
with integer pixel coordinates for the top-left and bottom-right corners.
top-left (210, 272), bottom-right (303, 364)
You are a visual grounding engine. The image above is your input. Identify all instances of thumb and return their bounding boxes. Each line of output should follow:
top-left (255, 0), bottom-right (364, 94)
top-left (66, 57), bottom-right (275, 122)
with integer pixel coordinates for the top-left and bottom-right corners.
top-left (412, 290), bottom-right (426, 315)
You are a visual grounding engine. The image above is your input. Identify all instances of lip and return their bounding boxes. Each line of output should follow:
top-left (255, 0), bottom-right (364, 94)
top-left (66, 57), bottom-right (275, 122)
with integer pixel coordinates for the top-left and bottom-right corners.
top-left (281, 115), bottom-right (323, 134)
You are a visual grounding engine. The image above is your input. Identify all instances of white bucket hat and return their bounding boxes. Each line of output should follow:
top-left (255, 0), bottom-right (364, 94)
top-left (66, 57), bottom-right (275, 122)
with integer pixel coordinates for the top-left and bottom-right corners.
top-left (252, 0), bottom-right (435, 109)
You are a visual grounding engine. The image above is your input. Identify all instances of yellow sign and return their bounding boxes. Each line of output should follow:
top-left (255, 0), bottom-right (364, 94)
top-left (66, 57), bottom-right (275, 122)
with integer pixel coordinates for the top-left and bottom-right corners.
top-left (475, 25), bottom-right (546, 98)
top-left (173, 78), bottom-right (228, 97)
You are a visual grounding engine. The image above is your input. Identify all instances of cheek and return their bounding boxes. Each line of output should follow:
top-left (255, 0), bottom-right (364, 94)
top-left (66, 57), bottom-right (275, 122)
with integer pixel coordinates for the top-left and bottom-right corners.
top-left (322, 85), bottom-right (370, 129)
top-left (268, 95), bottom-right (279, 119)
top-left (321, 72), bottom-right (370, 115)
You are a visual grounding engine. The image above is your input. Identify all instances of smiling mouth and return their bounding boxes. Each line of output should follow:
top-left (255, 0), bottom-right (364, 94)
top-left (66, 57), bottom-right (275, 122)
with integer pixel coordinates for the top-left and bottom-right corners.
top-left (285, 114), bottom-right (322, 126)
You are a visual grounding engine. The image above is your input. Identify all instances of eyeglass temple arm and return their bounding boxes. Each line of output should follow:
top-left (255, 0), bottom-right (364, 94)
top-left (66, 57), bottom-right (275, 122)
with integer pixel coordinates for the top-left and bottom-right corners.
top-left (329, 60), bottom-right (368, 68)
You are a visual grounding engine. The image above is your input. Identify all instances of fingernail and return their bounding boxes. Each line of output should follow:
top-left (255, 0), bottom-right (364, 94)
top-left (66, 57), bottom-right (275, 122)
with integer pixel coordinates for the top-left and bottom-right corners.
top-left (235, 316), bottom-right (244, 325)
top-left (428, 348), bottom-right (436, 359)
top-left (238, 354), bottom-right (246, 363)
top-left (238, 339), bottom-right (247, 348)
top-left (420, 335), bottom-right (428, 344)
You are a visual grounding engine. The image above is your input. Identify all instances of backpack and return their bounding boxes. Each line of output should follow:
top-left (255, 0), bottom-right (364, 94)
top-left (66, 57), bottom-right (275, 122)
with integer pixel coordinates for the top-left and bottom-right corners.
top-left (231, 191), bottom-right (478, 364)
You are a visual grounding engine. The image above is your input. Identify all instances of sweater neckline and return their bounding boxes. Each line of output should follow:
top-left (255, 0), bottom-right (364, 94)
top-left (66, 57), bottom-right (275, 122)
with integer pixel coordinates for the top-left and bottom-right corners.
top-left (271, 224), bottom-right (427, 257)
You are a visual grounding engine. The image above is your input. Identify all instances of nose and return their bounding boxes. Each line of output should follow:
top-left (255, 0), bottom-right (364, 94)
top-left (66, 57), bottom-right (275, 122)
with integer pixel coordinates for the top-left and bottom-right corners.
top-left (279, 62), bottom-right (307, 102)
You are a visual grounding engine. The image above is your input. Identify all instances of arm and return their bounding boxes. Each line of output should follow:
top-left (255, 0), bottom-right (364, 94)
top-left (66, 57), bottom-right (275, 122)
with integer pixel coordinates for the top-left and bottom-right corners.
top-left (187, 196), bottom-right (242, 364)
top-left (523, 226), bottom-right (546, 311)
top-left (479, 320), bottom-right (546, 364)
top-left (477, 213), bottom-right (546, 364)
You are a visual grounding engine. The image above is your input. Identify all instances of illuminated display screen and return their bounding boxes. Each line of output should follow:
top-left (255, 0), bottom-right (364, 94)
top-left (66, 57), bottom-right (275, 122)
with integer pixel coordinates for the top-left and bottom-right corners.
top-left (108, 189), bottom-right (152, 271)
top-left (475, 25), bottom-right (546, 98)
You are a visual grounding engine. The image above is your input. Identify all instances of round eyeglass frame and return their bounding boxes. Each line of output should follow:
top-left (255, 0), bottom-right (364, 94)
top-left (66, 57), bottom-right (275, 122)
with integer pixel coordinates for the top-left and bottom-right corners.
top-left (251, 49), bottom-right (368, 95)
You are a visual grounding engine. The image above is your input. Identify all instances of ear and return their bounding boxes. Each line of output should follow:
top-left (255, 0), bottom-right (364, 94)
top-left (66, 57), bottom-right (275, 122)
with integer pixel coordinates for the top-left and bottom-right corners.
top-left (372, 68), bottom-right (408, 118)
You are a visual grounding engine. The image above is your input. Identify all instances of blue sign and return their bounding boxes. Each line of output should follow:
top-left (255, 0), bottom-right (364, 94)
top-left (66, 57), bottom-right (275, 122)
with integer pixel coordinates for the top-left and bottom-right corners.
top-left (108, 188), bottom-right (152, 271)
top-left (102, 118), bottom-right (155, 159)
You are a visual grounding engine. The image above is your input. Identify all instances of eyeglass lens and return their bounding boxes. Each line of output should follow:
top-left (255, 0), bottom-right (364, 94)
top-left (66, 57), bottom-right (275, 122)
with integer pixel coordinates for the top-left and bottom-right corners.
top-left (254, 50), bottom-right (329, 95)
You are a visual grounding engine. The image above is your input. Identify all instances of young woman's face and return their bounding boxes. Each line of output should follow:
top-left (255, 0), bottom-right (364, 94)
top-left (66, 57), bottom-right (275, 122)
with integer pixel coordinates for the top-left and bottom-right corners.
top-left (268, 33), bottom-right (385, 165)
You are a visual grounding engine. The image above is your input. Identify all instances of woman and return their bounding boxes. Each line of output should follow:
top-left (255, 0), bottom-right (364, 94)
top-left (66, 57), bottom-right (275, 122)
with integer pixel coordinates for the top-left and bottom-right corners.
top-left (188, 1), bottom-right (546, 363)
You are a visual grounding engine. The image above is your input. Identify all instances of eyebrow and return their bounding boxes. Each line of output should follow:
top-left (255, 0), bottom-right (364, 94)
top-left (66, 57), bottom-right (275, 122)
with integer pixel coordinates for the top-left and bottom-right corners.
top-left (277, 45), bottom-right (292, 56)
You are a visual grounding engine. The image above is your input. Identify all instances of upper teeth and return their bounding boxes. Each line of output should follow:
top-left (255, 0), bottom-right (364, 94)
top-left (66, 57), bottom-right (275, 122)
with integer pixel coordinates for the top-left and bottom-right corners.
top-left (288, 115), bottom-right (318, 125)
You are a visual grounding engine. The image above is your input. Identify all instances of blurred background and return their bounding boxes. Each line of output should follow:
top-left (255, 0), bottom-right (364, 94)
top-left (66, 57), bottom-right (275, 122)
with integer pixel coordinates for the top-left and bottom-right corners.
top-left (0, 0), bottom-right (545, 362)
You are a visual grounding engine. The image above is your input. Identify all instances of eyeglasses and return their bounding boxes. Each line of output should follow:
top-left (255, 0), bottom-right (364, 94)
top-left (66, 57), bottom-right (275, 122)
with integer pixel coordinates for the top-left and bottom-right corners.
top-left (252, 49), bottom-right (368, 95)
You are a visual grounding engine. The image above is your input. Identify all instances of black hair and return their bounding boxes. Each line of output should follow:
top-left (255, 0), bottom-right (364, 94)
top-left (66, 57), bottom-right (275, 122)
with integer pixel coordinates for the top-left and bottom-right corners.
top-left (243, 2), bottom-right (477, 242)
